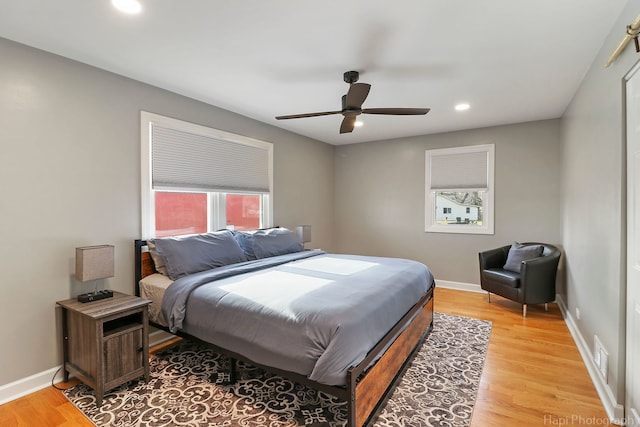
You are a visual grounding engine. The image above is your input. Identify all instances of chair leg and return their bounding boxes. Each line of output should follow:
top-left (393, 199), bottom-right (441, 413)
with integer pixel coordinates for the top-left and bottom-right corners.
top-left (545, 303), bottom-right (549, 311)
top-left (523, 304), bottom-right (527, 317)
top-left (487, 292), bottom-right (491, 303)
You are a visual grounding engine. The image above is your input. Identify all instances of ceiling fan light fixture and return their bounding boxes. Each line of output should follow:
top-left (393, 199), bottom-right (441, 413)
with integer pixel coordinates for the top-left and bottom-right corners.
top-left (455, 103), bottom-right (470, 111)
top-left (112, 0), bottom-right (142, 15)
top-left (354, 121), bottom-right (363, 127)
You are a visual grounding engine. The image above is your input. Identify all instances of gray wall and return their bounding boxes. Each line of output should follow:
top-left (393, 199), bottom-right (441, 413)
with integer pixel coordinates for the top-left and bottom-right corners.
top-left (560, 1), bottom-right (637, 405)
top-left (0, 37), bottom-right (335, 386)
top-left (334, 119), bottom-right (562, 284)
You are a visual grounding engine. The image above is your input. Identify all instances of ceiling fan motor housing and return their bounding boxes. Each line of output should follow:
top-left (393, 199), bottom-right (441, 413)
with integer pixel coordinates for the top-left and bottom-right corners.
top-left (341, 94), bottom-right (362, 114)
top-left (343, 70), bottom-right (360, 84)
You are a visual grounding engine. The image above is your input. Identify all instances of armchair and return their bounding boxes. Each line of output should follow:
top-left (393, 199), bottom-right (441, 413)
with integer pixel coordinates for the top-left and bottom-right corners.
top-left (478, 242), bottom-right (561, 317)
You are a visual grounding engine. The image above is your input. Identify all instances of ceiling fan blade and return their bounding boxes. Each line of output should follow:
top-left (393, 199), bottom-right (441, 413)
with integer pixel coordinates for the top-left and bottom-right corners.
top-left (275, 110), bottom-right (341, 120)
top-left (362, 107), bottom-right (430, 115)
top-left (345, 83), bottom-right (371, 108)
top-left (340, 115), bottom-right (356, 134)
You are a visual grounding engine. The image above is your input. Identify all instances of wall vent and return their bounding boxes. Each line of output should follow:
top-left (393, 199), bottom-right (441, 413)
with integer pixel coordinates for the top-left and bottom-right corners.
top-left (593, 335), bottom-right (609, 383)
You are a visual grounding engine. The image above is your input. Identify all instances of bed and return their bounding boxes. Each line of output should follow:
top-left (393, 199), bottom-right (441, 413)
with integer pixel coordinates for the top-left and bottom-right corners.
top-left (134, 228), bottom-right (434, 427)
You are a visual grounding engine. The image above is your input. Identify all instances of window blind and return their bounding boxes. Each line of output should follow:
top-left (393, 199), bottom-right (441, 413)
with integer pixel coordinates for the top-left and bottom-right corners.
top-left (428, 150), bottom-right (488, 190)
top-left (151, 124), bottom-right (271, 193)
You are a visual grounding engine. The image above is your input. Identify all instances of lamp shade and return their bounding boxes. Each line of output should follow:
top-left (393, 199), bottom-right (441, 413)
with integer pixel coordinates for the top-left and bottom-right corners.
top-left (296, 225), bottom-right (312, 244)
top-left (75, 245), bottom-right (115, 282)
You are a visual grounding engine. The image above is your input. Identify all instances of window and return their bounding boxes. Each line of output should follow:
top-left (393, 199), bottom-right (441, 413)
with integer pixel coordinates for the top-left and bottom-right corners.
top-left (425, 144), bottom-right (494, 234)
top-left (141, 112), bottom-right (273, 238)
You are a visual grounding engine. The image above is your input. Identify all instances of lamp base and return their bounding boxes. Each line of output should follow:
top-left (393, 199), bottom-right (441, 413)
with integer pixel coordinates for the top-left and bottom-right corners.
top-left (77, 289), bottom-right (114, 303)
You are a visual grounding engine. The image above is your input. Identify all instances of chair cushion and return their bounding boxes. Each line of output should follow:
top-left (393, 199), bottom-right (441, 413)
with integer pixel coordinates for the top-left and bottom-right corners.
top-left (482, 268), bottom-right (521, 288)
top-left (503, 242), bottom-right (543, 273)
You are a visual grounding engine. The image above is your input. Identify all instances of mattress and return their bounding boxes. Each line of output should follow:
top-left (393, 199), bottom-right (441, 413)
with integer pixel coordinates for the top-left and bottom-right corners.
top-left (139, 273), bottom-right (172, 326)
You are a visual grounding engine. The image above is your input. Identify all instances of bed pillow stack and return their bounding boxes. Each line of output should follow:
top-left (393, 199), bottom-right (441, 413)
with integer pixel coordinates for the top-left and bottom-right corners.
top-left (149, 230), bottom-right (248, 280)
top-left (148, 227), bottom-right (304, 280)
top-left (233, 227), bottom-right (303, 260)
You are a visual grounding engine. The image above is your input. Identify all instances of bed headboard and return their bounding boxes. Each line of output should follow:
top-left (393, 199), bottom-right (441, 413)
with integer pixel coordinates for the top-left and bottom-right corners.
top-left (134, 239), bottom-right (156, 297)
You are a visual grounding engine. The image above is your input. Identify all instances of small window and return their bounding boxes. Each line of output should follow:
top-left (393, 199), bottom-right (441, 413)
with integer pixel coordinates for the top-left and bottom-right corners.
top-left (425, 144), bottom-right (494, 234)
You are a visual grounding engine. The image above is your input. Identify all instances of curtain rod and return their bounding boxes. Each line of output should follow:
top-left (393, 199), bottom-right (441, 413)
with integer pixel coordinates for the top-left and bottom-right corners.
top-left (605, 13), bottom-right (640, 67)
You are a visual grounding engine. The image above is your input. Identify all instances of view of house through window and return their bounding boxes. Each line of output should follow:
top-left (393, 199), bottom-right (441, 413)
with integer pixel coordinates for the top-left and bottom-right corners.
top-left (435, 191), bottom-right (483, 225)
top-left (155, 192), bottom-right (207, 237)
top-left (226, 194), bottom-right (262, 230)
top-left (154, 192), bottom-right (263, 237)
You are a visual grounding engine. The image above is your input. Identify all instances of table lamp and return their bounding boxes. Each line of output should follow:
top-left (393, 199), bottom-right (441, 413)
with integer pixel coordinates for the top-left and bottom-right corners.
top-left (75, 245), bottom-right (115, 302)
top-left (296, 225), bottom-right (312, 248)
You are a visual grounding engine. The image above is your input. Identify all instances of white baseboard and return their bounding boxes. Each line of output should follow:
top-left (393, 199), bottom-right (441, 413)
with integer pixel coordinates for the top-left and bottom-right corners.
top-left (435, 279), bottom-right (484, 293)
top-left (0, 365), bottom-right (65, 405)
top-left (0, 329), bottom-right (176, 405)
top-left (556, 297), bottom-right (625, 424)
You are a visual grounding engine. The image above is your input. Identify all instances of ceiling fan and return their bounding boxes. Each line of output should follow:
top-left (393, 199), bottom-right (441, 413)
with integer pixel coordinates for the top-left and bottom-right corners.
top-left (275, 71), bottom-right (430, 134)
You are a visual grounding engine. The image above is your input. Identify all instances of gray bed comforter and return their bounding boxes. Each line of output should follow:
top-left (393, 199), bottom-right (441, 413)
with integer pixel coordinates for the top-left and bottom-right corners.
top-left (161, 250), bottom-right (433, 386)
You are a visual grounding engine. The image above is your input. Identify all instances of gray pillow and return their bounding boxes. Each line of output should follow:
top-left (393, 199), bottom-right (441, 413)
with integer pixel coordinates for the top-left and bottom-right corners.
top-left (147, 240), bottom-right (168, 276)
top-left (150, 230), bottom-right (247, 280)
top-left (503, 242), bottom-right (544, 273)
top-left (234, 228), bottom-right (303, 260)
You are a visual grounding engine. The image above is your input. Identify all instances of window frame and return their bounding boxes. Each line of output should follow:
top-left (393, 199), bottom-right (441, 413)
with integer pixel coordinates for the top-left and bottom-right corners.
top-left (424, 144), bottom-right (495, 235)
top-left (141, 111), bottom-right (273, 238)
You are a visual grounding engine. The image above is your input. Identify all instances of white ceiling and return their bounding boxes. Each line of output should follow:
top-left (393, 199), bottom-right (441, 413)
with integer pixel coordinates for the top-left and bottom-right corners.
top-left (0, 1), bottom-right (628, 145)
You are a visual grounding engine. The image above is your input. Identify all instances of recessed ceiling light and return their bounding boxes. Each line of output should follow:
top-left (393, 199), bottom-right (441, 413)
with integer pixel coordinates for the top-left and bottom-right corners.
top-left (354, 121), bottom-right (363, 127)
top-left (455, 103), bottom-right (470, 111)
top-left (112, 0), bottom-right (142, 14)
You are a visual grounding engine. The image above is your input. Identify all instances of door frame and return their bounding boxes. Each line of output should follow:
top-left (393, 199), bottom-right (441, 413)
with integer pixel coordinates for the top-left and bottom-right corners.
top-left (624, 58), bottom-right (640, 425)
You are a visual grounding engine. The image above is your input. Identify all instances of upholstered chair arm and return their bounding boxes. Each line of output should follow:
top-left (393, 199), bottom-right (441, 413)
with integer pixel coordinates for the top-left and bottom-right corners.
top-left (479, 245), bottom-right (510, 270)
top-left (520, 253), bottom-right (561, 303)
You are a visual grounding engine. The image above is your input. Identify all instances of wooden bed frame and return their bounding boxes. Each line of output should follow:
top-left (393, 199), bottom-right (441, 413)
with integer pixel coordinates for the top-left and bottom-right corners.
top-left (134, 239), bottom-right (434, 427)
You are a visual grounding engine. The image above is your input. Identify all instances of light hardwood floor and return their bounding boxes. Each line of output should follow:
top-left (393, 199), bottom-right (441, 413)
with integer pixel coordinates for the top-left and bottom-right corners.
top-left (436, 288), bottom-right (610, 427)
top-left (0, 287), bottom-right (609, 426)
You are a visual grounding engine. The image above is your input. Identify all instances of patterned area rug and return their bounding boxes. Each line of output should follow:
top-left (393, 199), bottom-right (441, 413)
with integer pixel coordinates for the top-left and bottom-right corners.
top-left (64, 312), bottom-right (491, 426)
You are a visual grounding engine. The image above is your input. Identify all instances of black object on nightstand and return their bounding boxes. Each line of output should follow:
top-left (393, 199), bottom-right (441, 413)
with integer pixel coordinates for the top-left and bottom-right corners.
top-left (57, 291), bottom-right (151, 406)
top-left (77, 289), bottom-right (114, 303)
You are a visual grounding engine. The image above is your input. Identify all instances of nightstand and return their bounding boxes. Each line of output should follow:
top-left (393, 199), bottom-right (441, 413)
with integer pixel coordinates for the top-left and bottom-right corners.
top-left (57, 291), bottom-right (151, 406)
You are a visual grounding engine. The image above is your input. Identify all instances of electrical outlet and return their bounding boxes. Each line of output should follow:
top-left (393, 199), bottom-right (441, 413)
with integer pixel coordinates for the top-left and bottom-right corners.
top-left (576, 307), bottom-right (581, 320)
